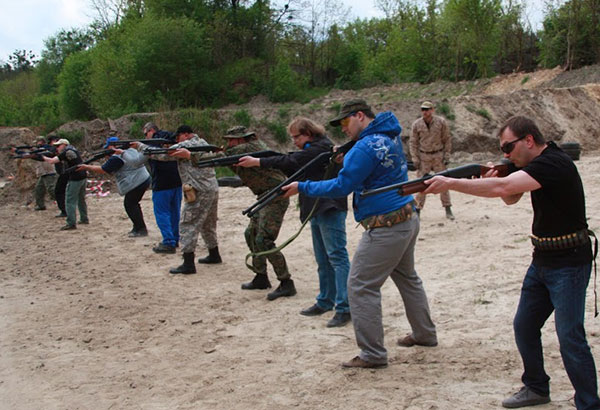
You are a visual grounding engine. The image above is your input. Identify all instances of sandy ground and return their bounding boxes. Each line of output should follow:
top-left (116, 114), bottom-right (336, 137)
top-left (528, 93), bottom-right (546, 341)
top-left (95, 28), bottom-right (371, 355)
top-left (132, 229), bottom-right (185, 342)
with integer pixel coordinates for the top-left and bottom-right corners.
top-left (0, 155), bottom-right (599, 410)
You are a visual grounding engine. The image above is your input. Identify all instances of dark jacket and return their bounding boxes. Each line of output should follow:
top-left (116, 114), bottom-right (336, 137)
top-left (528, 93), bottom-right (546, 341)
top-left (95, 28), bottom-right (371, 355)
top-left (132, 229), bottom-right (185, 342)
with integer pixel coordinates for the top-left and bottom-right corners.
top-left (260, 136), bottom-right (348, 222)
top-left (148, 130), bottom-right (182, 191)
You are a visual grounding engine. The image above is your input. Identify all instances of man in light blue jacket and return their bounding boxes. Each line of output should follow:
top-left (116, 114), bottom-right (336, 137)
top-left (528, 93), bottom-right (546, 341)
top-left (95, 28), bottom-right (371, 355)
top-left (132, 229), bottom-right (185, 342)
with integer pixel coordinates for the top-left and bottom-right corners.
top-left (283, 99), bottom-right (437, 368)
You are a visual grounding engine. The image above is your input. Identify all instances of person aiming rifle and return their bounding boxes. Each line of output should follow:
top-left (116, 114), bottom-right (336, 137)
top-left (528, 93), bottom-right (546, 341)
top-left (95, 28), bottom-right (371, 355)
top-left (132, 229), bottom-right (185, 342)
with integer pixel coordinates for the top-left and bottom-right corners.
top-left (423, 116), bottom-right (599, 410)
top-left (192, 125), bottom-right (296, 300)
top-left (142, 122), bottom-right (182, 255)
top-left (21, 136), bottom-right (58, 212)
top-left (43, 139), bottom-right (89, 230)
top-left (281, 99), bottom-right (438, 369)
top-left (236, 117), bottom-right (352, 327)
top-left (138, 125), bottom-right (222, 274)
top-left (76, 136), bottom-right (151, 238)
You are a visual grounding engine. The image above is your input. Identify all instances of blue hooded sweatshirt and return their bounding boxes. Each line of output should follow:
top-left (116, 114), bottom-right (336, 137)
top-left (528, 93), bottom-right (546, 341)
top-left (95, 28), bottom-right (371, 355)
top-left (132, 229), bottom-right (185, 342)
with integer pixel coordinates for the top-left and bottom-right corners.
top-left (298, 111), bottom-right (413, 222)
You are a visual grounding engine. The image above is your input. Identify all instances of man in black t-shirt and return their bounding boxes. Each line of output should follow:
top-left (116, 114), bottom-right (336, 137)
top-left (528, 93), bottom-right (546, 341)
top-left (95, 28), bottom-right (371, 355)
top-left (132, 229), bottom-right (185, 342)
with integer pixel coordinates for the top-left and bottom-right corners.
top-left (424, 116), bottom-right (599, 410)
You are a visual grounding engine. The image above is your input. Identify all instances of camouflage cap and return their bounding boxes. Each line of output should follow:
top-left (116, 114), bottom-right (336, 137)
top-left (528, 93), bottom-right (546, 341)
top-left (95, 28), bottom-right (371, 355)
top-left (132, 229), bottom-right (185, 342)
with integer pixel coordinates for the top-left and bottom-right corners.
top-left (223, 125), bottom-right (256, 139)
top-left (420, 101), bottom-right (434, 109)
top-left (329, 99), bottom-right (372, 126)
top-left (36, 136), bottom-right (46, 142)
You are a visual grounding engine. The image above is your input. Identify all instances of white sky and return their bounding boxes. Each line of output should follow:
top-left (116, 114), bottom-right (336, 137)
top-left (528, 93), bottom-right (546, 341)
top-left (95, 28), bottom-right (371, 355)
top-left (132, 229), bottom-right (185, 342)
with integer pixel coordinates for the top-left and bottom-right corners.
top-left (0, 0), bottom-right (547, 63)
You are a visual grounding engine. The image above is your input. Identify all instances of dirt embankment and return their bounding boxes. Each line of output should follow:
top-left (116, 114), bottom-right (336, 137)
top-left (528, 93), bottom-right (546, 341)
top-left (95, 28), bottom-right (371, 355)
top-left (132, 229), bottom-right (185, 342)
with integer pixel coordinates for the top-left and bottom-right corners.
top-left (1, 65), bottom-right (599, 204)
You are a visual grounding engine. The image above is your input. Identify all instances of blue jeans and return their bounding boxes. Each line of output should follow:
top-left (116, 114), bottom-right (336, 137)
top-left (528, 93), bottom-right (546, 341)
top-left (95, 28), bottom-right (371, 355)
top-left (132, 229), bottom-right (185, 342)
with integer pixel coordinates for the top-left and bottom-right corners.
top-left (310, 210), bottom-right (350, 313)
top-left (514, 262), bottom-right (600, 410)
top-left (152, 187), bottom-right (182, 247)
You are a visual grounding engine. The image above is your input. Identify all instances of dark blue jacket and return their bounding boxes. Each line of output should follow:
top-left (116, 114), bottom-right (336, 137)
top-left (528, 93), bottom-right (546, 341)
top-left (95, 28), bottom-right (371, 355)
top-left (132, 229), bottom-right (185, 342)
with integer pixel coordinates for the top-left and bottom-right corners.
top-left (148, 130), bottom-right (181, 191)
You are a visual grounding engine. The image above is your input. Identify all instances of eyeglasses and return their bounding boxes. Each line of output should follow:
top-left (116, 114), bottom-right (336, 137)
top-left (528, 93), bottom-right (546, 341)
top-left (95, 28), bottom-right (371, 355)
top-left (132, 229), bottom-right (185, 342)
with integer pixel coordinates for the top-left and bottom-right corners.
top-left (290, 133), bottom-right (302, 139)
top-left (340, 113), bottom-right (356, 127)
top-left (421, 108), bottom-right (431, 112)
top-left (500, 135), bottom-right (526, 154)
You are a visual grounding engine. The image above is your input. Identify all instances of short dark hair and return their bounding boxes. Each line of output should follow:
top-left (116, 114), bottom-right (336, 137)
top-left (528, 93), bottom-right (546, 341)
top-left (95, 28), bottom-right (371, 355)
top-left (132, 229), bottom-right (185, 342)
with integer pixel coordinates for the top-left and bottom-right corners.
top-left (498, 116), bottom-right (545, 145)
top-left (175, 125), bottom-right (194, 136)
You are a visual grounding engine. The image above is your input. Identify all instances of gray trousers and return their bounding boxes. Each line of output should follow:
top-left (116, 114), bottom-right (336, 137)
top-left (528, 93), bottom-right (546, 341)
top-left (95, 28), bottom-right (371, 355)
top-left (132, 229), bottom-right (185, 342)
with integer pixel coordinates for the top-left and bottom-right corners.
top-left (349, 214), bottom-right (437, 364)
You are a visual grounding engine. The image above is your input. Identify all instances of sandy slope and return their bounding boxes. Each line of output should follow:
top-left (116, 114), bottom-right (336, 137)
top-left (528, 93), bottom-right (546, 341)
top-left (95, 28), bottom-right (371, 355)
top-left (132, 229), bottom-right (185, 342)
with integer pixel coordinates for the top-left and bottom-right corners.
top-left (0, 155), bottom-right (599, 410)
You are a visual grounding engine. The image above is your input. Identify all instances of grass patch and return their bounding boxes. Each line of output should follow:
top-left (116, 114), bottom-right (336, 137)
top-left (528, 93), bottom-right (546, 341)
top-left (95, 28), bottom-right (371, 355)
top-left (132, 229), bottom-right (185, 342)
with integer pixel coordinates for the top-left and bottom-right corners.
top-left (521, 75), bottom-right (530, 85)
top-left (437, 102), bottom-right (456, 121)
top-left (233, 109), bottom-right (252, 127)
top-left (263, 120), bottom-right (289, 144)
top-left (466, 105), bottom-right (492, 121)
top-left (56, 129), bottom-right (84, 145)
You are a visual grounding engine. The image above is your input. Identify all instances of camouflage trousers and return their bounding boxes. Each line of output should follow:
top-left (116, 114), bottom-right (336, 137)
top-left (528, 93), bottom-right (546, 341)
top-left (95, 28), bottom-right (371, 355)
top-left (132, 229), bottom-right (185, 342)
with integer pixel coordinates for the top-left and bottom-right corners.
top-left (179, 188), bottom-right (219, 254)
top-left (245, 197), bottom-right (290, 280)
top-left (415, 153), bottom-right (451, 209)
top-left (35, 174), bottom-right (57, 208)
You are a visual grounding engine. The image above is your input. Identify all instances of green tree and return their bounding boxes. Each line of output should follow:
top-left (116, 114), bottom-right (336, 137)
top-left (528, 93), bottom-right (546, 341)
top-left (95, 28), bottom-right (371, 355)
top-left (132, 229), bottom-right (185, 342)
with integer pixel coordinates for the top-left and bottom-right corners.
top-left (58, 51), bottom-right (94, 120)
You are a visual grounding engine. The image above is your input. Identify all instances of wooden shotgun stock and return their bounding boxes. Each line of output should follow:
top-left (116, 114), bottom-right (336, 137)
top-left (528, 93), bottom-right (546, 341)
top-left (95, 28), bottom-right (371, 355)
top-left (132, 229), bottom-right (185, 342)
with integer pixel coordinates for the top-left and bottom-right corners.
top-left (361, 163), bottom-right (510, 198)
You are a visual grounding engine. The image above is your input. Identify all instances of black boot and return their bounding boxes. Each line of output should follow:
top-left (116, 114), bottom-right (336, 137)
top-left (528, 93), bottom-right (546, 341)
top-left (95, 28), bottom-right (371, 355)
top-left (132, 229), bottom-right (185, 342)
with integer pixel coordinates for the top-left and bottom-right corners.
top-left (197, 246), bottom-right (222, 264)
top-left (267, 279), bottom-right (297, 301)
top-left (169, 252), bottom-right (196, 274)
top-left (241, 274), bottom-right (271, 290)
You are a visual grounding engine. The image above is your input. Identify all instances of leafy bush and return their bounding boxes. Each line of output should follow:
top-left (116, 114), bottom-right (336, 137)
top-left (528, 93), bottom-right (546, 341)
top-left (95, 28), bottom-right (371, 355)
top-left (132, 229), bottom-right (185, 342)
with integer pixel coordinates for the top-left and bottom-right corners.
top-left (233, 109), bottom-right (252, 127)
top-left (437, 102), bottom-right (456, 121)
top-left (263, 120), bottom-right (288, 144)
top-left (56, 129), bottom-right (84, 145)
top-left (58, 50), bottom-right (93, 120)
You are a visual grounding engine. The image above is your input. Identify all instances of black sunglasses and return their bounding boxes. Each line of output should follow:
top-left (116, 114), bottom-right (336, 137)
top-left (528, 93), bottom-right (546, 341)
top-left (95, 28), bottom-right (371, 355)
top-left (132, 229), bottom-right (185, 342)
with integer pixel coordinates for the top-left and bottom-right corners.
top-left (500, 135), bottom-right (526, 154)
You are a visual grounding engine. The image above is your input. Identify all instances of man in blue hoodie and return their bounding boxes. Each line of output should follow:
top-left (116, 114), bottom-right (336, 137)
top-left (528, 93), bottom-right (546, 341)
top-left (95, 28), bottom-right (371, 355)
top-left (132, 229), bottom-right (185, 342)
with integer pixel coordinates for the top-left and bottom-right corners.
top-left (282, 99), bottom-right (437, 368)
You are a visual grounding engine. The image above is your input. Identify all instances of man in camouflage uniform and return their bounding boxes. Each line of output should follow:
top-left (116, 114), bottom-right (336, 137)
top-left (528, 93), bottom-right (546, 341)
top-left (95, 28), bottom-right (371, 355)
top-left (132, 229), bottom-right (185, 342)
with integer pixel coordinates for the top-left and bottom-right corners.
top-left (410, 101), bottom-right (454, 220)
top-left (138, 125), bottom-right (221, 274)
top-left (197, 126), bottom-right (296, 301)
top-left (31, 136), bottom-right (58, 211)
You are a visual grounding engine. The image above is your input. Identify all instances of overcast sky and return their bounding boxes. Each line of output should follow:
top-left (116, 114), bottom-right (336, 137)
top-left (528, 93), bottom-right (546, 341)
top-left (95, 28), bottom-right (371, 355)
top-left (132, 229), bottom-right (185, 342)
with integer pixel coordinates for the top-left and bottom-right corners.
top-left (0, 0), bottom-right (548, 63)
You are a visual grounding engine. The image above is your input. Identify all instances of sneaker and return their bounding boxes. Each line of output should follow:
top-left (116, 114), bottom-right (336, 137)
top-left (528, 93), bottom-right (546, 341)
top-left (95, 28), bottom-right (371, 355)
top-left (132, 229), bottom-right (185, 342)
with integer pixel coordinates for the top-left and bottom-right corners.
top-left (502, 386), bottom-right (550, 408)
top-left (152, 243), bottom-right (176, 254)
top-left (60, 224), bottom-right (76, 231)
top-left (326, 312), bottom-right (351, 327)
top-left (34, 206), bottom-right (46, 211)
top-left (55, 212), bottom-right (67, 218)
top-left (300, 304), bottom-right (331, 316)
top-left (79, 220), bottom-right (89, 224)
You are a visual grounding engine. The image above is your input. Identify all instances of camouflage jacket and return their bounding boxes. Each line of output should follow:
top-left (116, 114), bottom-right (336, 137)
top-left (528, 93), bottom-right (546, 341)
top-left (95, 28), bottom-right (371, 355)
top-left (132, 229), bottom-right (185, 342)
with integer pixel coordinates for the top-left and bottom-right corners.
top-left (193, 139), bottom-right (286, 197)
top-left (139, 135), bottom-right (217, 193)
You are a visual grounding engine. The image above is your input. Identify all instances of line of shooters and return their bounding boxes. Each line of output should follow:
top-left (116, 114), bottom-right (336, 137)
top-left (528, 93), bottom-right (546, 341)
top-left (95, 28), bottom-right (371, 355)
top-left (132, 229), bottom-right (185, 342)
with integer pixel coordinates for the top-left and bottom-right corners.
top-left (8, 99), bottom-right (599, 409)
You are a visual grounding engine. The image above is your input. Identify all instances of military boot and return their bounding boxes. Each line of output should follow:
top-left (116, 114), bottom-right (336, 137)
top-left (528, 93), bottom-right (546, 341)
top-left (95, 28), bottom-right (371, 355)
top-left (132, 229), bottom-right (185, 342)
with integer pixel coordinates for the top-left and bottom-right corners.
top-left (445, 206), bottom-right (455, 220)
top-left (241, 274), bottom-right (271, 290)
top-left (267, 279), bottom-right (297, 301)
top-left (169, 252), bottom-right (196, 274)
top-left (197, 247), bottom-right (222, 264)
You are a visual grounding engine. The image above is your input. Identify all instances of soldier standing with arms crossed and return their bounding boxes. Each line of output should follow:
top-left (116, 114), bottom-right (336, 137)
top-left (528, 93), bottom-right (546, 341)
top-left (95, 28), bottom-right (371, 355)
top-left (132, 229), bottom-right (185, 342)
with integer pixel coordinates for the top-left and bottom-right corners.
top-left (410, 101), bottom-right (454, 220)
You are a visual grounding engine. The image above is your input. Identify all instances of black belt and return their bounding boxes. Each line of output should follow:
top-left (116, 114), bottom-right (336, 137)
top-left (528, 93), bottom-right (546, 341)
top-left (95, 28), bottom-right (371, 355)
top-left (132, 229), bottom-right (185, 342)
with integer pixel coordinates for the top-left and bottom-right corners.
top-left (419, 149), bottom-right (443, 154)
top-left (530, 229), bottom-right (590, 251)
